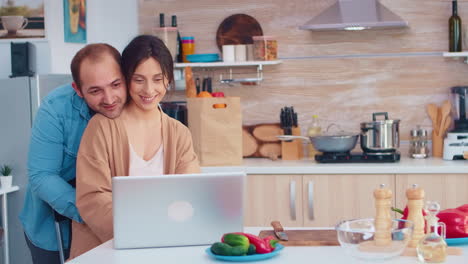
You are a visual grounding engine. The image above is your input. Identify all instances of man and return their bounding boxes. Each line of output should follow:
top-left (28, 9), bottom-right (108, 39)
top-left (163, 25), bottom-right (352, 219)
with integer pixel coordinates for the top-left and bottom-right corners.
top-left (19, 43), bottom-right (127, 264)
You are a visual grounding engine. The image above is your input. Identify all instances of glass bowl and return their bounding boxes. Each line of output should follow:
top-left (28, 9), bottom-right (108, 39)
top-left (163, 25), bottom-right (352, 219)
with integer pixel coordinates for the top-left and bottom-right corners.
top-left (335, 218), bottom-right (414, 261)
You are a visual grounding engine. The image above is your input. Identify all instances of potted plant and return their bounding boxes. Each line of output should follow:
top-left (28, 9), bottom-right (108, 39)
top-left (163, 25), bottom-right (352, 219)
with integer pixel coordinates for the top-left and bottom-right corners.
top-left (0, 165), bottom-right (13, 188)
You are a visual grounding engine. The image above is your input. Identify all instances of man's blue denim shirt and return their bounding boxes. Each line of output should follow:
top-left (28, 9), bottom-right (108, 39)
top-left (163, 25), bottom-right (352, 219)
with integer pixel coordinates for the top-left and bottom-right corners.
top-left (20, 84), bottom-right (92, 251)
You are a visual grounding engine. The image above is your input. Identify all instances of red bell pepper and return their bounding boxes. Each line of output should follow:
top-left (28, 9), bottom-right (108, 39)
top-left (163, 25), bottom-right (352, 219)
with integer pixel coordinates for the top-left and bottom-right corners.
top-left (211, 92), bottom-right (225, 98)
top-left (262, 235), bottom-right (278, 249)
top-left (392, 206), bottom-right (427, 231)
top-left (228, 232), bottom-right (276, 254)
top-left (436, 204), bottom-right (468, 238)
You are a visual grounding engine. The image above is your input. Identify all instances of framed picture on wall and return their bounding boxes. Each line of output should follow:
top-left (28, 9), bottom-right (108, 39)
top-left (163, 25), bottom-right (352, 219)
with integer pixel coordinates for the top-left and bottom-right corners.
top-left (0, 0), bottom-right (45, 39)
top-left (63, 0), bottom-right (86, 43)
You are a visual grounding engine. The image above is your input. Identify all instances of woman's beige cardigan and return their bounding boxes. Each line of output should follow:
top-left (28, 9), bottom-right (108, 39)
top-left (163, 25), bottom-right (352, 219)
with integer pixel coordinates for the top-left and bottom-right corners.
top-left (69, 111), bottom-right (200, 259)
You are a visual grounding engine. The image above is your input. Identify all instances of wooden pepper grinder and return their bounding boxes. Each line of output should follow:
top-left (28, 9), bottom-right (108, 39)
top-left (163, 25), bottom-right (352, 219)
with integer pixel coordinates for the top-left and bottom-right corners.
top-left (406, 184), bottom-right (425, 248)
top-left (374, 184), bottom-right (392, 246)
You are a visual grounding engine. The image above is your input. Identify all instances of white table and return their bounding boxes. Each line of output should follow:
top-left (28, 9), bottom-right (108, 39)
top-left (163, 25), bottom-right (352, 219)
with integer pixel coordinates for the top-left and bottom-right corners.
top-left (0, 186), bottom-right (19, 264)
top-left (68, 227), bottom-right (468, 264)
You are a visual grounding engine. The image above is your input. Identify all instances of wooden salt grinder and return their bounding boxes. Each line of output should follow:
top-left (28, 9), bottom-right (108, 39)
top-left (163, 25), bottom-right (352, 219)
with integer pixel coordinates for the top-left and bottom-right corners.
top-left (374, 184), bottom-right (392, 246)
top-left (406, 184), bottom-right (425, 248)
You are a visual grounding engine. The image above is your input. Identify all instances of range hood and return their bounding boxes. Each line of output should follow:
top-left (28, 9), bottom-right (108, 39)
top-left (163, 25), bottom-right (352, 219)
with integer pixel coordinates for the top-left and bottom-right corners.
top-left (299, 0), bottom-right (408, 31)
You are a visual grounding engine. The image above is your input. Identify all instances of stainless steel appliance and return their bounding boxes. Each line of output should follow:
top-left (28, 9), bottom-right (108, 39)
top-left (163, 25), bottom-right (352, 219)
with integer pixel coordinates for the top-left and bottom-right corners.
top-left (314, 112), bottom-right (401, 163)
top-left (0, 74), bottom-right (72, 264)
top-left (160, 101), bottom-right (187, 126)
top-left (360, 112), bottom-right (400, 153)
top-left (443, 86), bottom-right (468, 160)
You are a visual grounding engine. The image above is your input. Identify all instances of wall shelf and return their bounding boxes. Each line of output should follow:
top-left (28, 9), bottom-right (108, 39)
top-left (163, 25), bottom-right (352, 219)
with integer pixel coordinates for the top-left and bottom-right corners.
top-left (174, 60), bottom-right (282, 84)
top-left (442, 52), bottom-right (468, 63)
top-left (174, 60), bottom-right (282, 68)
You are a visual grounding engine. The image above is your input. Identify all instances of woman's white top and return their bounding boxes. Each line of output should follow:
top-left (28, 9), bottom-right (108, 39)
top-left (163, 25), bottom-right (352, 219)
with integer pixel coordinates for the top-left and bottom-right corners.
top-left (129, 144), bottom-right (164, 176)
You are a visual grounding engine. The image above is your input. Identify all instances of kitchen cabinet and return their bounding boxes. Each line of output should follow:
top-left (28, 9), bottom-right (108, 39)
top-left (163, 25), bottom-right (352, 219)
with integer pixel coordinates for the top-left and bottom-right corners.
top-left (245, 175), bottom-right (303, 227)
top-left (244, 174), bottom-right (395, 227)
top-left (395, 174), bottom-right (468, 211)
top-left (302, 174), bottom-right (395, 227)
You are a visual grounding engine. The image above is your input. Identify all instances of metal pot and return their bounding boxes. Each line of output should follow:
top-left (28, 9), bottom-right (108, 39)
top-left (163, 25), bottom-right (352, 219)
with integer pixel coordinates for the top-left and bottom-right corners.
top-left (360, 112), bottom-right (400, 153)
top-left (277, 133), bottom-right (359, 153)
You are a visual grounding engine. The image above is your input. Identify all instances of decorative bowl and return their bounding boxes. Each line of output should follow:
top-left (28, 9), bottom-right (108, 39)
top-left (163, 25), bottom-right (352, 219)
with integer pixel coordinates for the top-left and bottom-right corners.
top-left (335, 218), bottom-right (414, 261)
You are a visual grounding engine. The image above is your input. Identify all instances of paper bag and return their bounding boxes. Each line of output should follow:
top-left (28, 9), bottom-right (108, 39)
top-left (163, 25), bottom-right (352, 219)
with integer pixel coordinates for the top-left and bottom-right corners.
top-left (187, 97), bottom-right (242, 166)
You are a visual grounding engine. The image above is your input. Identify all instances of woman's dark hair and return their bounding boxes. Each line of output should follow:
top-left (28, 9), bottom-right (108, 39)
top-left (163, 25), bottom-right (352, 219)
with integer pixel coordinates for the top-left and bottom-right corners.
top-left (121, 35), bottom-right (174, 89)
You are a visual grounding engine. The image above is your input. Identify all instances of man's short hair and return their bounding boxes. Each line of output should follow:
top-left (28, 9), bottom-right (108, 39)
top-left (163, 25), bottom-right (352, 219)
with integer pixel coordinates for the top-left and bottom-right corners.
top-left (70, 43), bottom-right (121, 89)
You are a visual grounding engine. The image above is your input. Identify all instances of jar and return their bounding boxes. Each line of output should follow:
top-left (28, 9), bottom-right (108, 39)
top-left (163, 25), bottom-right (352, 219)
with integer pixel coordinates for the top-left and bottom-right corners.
top-left (181, 36), bottom-right (195, 62)
top-left (252, 36), bottom-right (277, 61)
top-left (153, 27), bottom-right (178, 61)
top-left (409, 126), bottom-right (429, 159)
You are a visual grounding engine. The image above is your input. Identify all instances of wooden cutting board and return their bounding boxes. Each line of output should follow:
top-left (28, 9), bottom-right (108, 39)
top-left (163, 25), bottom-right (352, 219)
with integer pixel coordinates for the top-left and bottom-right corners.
top-left (216, 14), bottom-right (263, 51)
top-left (259, 230), bottom-right (340, 246)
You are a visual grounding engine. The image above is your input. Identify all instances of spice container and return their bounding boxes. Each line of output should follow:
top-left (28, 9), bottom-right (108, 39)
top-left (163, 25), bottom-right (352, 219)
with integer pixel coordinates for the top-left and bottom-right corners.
top-left (409, 126), bottom-right (429, 159)
top-left (252, 36), bottom-right (277, 61)
top-left (181, 36), bottom-right (195, 62)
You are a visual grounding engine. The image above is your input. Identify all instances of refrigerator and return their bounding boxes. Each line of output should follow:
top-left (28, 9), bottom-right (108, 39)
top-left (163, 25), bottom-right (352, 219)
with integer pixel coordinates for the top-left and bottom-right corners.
top-left (0, 74), bottom-right (72, 264)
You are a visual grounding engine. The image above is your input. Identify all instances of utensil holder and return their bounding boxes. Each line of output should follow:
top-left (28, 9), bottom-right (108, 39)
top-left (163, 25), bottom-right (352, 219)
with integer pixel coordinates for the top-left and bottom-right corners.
top-left (281, 126), bottom-right (303, 160)
top-left (432, 133), bottom-right (443, 158)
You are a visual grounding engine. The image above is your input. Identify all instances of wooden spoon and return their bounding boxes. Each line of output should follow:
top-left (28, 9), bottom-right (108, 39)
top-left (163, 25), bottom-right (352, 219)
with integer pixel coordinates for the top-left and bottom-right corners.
top-left (441, 116), bottom-right (452, 136)
top-left (436, 107), bottom-right (441, 133)
top-left (439, 100), bottom-right (452, 136)
top-left (426, 103), bottom-right (439, 136)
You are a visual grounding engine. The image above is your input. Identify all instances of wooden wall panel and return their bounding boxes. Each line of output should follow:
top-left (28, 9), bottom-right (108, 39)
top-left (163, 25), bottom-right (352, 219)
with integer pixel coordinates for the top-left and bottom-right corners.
top-left (139, 0), bottom-right (468, 140)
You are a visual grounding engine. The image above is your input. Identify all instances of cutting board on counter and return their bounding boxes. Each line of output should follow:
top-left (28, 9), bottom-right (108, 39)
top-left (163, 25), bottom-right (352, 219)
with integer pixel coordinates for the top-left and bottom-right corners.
top-left (258, 229), bottom-right (339, 246)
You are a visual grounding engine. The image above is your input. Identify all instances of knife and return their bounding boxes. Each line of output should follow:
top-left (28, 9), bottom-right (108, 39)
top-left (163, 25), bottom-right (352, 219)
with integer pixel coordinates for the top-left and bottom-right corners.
top-left (195, 77), bottom-right (200, 94)
top-left (271, 221), bottom-right (288, 241)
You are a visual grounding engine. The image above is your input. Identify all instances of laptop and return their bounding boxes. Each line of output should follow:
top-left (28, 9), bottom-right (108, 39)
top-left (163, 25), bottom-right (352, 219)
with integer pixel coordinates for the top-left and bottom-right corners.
top-left (112, 172), bottom-right (245, 249)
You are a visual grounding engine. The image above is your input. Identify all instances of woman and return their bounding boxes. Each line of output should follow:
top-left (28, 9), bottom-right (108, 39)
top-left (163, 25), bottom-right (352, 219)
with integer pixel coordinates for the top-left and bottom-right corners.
top-left (69, 35), bottom-right (200, 258)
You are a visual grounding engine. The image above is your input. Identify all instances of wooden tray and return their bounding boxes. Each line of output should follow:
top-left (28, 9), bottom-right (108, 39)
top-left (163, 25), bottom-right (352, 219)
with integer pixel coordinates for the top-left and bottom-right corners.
top-left (259, 229), bottom-right (340, 246)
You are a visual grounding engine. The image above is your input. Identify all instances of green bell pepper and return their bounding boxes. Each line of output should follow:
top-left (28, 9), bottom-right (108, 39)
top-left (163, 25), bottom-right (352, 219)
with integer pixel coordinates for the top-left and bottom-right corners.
top-left (221, 233), bottom-right (250, 253)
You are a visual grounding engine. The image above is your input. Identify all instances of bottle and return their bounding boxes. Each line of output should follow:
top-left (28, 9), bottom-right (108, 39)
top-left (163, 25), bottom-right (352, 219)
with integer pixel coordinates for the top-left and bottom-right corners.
top-left (172, 15), bottom-right (183, 63)
top-left (417, 201), bottom-right (447, 263)
top-left (181, 36), bottom-right (195, 62)
top-left (449, 0), bottom-right (462, 52)
top-left (307, 115), bottom-right (321, 158)
top-left (159, 13), bottom-right (165, 27)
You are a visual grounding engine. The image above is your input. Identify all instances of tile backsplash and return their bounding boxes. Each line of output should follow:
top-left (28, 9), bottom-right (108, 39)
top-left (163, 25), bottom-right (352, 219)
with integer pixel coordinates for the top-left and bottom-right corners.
top-left (139, 0), bottom-right (468, 140)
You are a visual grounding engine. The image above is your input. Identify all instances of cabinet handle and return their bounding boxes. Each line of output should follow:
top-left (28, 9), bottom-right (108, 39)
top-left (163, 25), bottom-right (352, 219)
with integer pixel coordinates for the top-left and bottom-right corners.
top-left (289, 180), bottom-right (296, 221)
top-left (308, 181), bottom-right (314, 220)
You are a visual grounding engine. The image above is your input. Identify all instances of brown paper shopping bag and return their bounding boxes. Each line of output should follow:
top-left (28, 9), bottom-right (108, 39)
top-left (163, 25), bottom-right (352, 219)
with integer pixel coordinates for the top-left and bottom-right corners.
top-left (187, 97), bottom-right (242, 166)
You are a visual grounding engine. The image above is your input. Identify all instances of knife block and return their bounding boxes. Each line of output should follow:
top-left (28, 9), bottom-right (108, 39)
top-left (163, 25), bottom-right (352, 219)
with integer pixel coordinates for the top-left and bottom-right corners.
top-left (281, 126), bottom-right (303, 160)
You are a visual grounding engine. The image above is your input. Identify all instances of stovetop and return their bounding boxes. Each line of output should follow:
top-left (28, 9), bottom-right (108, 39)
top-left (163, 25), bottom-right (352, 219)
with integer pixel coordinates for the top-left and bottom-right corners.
top-left (315, 152), bottom-right (401, 163)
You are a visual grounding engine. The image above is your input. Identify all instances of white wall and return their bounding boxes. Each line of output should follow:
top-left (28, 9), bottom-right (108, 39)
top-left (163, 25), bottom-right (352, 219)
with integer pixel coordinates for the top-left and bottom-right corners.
top-left (46, 0), bottom-right (138, 73)
top-left (0, 0), bottom-right (138, 79)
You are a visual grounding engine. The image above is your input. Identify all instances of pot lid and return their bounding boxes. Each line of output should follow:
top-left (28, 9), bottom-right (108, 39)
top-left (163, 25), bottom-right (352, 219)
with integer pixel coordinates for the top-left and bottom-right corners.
top-left (361, 112), bottom-right (400, 126)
